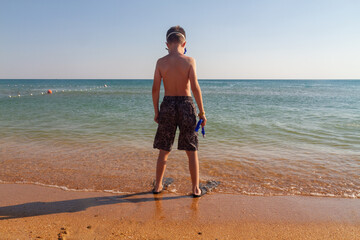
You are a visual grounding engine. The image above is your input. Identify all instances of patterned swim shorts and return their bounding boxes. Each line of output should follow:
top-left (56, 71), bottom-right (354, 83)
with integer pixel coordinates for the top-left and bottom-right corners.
top-left (153, 96), bottom-right (198, 151)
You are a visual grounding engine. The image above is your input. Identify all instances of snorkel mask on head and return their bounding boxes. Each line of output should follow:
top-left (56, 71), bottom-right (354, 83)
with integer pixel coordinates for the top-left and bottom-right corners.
top-left (166, 31), bottom-right (187, 54)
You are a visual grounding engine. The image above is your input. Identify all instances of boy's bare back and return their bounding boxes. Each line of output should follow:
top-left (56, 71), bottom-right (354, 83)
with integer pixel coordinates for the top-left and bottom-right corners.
top-left (152, 25), bottom-right (206, 197)
top-left (155, 53), bottom-right (196, 97)
top-left (152, 25), bottom-right (205, 127)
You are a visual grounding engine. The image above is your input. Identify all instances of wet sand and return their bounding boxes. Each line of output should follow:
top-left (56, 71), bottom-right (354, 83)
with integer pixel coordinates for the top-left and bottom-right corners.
top-left (0, 183), bottom-right (359, 239)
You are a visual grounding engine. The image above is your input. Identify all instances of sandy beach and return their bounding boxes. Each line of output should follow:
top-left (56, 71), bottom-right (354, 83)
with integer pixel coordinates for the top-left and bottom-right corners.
top-left (0, 183), bottom-right (359, 239)
top-left (2, 0), bottom-right (360, 238)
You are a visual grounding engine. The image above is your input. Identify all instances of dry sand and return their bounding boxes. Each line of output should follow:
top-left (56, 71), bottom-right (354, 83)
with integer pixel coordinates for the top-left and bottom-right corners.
top-left (0, 183), bottom-right (359, 239)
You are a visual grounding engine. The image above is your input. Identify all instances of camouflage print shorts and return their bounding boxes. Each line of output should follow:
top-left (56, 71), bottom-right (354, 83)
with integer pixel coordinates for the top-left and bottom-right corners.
top-left (153, 96), bottom-right (198, 152)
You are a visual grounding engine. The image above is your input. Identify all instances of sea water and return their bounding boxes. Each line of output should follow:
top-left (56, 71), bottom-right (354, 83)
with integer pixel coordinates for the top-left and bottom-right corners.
top-left (0, 79), bottom-right (359, 197)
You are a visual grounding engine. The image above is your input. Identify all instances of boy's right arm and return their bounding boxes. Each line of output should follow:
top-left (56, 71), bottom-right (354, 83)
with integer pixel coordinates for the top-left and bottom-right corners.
top-left (152, 60), bottom-right (162, 123)
top-left (189, 58), bottom-right (207, 127)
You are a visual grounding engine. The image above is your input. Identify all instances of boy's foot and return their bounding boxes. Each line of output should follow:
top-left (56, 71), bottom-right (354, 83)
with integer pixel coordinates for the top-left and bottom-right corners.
top-left (152, 186), bottom-right (163, 194)
top-left (152, 189), bottom-right (162, 194)
top-left (192, 180), bottom-right (220, 198)
top-left (152, 177), bottom-right (174, 194)
top-left (193, 186), bottom-right (207, 198)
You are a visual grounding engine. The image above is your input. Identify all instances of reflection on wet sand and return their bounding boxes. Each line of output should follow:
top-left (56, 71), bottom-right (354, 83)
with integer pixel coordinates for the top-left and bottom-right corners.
top-left (152, 194), bottom-right (200, 221)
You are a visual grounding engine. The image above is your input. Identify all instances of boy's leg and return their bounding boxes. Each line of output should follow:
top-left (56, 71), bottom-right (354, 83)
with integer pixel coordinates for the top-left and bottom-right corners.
top-left (186, 150), bottom-right (201, 195)
top-left (154, 149), bottom-right (171, 192)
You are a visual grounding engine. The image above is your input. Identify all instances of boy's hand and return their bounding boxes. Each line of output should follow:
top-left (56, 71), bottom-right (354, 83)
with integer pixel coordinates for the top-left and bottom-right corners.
top-left (200, 115), bottom-right (207, 127)
top-left (154, 112), bottom-right (159, 124)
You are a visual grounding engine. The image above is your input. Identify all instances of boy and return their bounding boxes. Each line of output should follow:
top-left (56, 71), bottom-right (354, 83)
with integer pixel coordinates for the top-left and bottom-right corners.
top-left (152, 26), bottom-right (207, 197)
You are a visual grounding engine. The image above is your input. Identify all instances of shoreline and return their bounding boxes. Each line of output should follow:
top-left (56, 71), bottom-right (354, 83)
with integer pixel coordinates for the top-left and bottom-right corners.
top-left (1, 140), bottom-right (359, 199)
top-left (2, 179), bottom-right (359, 199)
top-left (1, 183), bottom-right (359, 239)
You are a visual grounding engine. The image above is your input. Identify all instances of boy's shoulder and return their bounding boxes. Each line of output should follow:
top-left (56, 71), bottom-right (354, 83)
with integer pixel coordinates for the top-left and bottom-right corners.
top-left (157, 54), bottom-right (195, 65)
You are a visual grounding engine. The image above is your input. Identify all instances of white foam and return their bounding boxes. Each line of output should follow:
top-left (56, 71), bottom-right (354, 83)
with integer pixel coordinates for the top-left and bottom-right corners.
top-left (240, 191), bottom-right (267, 196)
top-left (343, 192), bottom-right (360, 198)
top-left (1, 179), bottom-right (358, 198)
top-left (103, 189), bottom-right (128, 194)
top-left (0, 180), bottom-right (128, 194)
top-left (309, 192), bottom-right (336, 197)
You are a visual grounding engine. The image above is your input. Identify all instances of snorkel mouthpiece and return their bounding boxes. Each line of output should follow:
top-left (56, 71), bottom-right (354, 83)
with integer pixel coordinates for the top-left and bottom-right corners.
top-left (195, 119), bottom-right (202, 132)
top-left (195, 119), bottom-right (205, 138)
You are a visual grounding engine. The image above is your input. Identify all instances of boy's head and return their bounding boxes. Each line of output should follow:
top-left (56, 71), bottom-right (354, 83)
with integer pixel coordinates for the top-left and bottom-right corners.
top-left (166, 26), bottom-right (186, 45)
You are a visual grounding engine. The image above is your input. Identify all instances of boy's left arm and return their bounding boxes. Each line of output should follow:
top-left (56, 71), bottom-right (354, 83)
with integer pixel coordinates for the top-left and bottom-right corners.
top-left (152, 60), bottom-right (161, 123)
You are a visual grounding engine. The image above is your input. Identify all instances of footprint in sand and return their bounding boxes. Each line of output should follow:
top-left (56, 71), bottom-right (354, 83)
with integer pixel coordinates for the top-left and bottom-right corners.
top-left (57, 227), bottom-right (68, 240)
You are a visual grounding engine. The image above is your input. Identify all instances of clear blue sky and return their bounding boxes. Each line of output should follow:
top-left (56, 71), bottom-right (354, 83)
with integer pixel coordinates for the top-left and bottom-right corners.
top-left (1, 0), bottom-right (359, 79)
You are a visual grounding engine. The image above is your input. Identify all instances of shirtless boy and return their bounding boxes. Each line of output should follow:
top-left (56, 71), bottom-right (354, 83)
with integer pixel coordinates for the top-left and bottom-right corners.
top-left (152, 26), bottom-right (207, 197)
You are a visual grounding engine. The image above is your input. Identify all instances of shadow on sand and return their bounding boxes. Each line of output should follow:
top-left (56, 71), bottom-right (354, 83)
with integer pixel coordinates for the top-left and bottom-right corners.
top-left (0, 191), bottom-right (191, 220)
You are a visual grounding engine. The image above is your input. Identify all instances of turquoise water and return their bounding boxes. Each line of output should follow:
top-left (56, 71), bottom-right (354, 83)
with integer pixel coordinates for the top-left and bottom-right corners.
top-left (0, 79), bottom-right (359, 197)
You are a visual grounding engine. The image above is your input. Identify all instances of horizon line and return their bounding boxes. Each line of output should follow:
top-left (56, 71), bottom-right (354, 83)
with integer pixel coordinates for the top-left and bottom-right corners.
top-left (1, 78), bottom-right (360, 80)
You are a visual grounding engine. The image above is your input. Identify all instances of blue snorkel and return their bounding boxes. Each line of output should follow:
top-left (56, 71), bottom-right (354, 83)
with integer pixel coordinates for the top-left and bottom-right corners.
top-left (165, 47), bottom-right (186, 54)
top-left (195, 119), bottom-right (205, 138)
top-left (201, 125), bottom-right (205, 137)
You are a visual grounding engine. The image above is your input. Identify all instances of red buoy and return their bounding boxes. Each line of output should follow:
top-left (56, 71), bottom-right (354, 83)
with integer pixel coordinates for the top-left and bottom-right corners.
top-left (47, 89), bottom-right (52, 94)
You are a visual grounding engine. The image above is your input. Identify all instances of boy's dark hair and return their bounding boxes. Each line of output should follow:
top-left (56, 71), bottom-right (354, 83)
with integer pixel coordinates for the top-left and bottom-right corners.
top-left (166, 25), bottom-right (186, 44)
